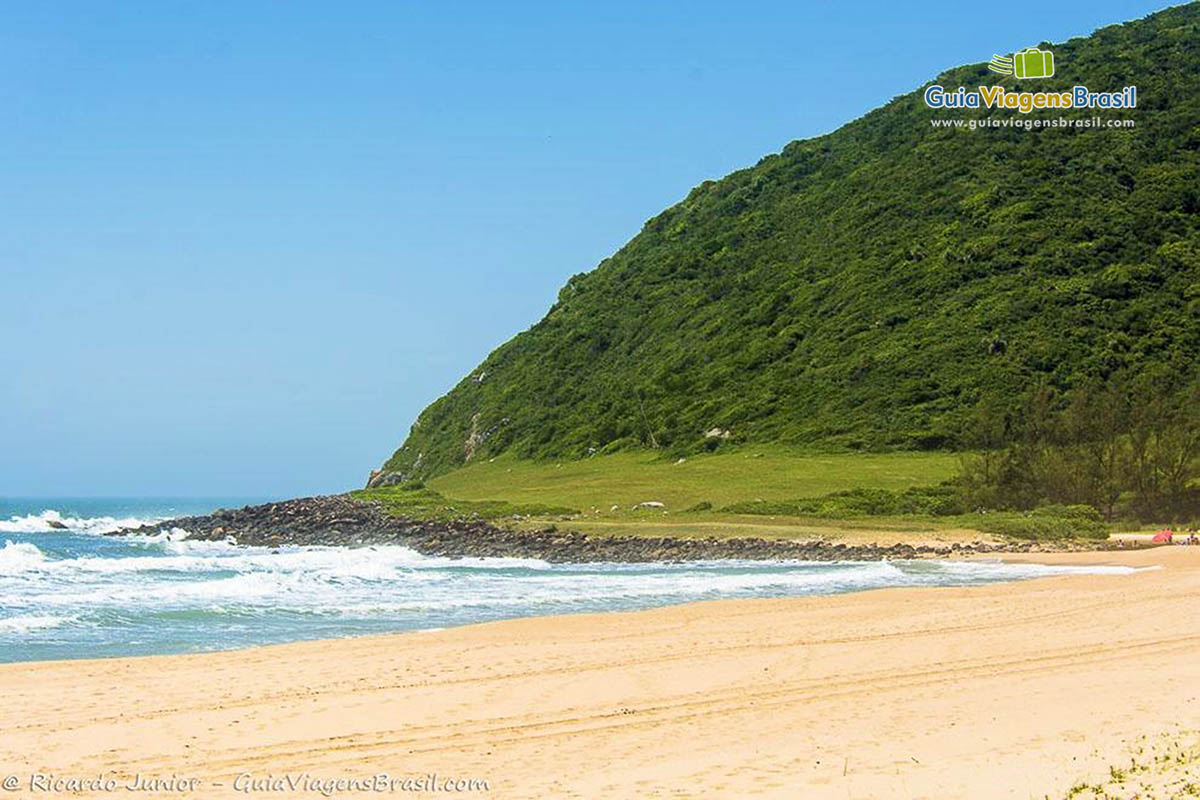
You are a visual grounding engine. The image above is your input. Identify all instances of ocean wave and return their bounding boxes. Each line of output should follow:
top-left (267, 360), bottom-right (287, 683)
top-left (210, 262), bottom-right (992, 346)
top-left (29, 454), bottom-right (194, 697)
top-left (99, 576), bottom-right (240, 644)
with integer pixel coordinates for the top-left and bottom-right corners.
top-left (0, 509), bottom-right (159, 535)
top-left (20, 543), bottom-right (467, 578)
top-left (0, 540), bottom-right (47, 571)
top-left (66, 538), bottom-right (551, 575)
top-left (160, 537), bottom-right (553, 572)
top-left (0, 543), bottom-right (1147, 663)
top-left (0, 614), bottom-right (74, 634)
top-left (1, 556), bottom-right (913, 615)
top-left (897, 559), bottom-right (1140, 582)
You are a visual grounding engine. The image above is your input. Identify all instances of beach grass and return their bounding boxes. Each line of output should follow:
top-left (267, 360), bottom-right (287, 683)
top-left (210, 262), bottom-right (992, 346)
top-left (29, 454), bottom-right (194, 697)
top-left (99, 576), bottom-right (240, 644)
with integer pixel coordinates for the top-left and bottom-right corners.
top-left (1067, 730), bottom-right (1200, 799)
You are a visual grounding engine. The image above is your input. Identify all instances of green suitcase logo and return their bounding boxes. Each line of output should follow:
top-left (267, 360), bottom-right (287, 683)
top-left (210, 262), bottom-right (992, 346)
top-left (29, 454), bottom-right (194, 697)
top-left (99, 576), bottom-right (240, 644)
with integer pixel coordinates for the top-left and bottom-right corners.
top-left (1014, 47), bottom-right (1054, 78)
top-left (988, 47), bottom-right (1055, 79)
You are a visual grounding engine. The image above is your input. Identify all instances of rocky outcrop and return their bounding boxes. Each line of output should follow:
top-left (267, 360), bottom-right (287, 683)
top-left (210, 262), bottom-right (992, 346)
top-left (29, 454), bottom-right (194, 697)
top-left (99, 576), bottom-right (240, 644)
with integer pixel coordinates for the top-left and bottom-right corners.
top-left (365, 470), bottom-right (407, 489)
top-left (106, 495), bottom-right (1123, 563)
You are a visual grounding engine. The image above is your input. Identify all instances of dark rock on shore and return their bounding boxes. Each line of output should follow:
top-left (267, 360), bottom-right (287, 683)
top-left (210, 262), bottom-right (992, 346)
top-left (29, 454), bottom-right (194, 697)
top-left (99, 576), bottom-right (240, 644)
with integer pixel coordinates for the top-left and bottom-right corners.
top-left (106, 494), bottom-right (1116, 562)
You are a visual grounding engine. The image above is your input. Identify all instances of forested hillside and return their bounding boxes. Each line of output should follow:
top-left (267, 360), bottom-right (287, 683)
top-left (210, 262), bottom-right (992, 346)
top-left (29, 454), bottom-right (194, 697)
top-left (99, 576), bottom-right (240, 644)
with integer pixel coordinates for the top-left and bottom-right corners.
top-left (381, 4), bottom-right (1200, 481)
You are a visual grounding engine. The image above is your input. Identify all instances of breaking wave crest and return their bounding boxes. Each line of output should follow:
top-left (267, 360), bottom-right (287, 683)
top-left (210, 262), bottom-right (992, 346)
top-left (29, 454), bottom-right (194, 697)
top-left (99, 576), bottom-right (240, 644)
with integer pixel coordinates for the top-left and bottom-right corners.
top-left (0, 509), bottom-right (158, 535)
top-left (0, 516), bottom-right (1142, 663)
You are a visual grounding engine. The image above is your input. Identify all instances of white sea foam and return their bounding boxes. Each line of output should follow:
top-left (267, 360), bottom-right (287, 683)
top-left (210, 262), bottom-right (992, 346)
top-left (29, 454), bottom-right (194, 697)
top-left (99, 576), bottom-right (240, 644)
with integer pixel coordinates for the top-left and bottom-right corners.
top-left (22, 542), bottom-right (536, 580)
top-left (0, 509), bottom-right (158, 535)
top-left (0, 540), bottom-right (47, 572)
top-left (0, 555), bottom-right (917, 617)
top-left (0, 527), bottom-right (1146, 666)
top-left (0, 614), bottom-right (74, 633)
top-left (912, 559), bottom-right (1139, 581)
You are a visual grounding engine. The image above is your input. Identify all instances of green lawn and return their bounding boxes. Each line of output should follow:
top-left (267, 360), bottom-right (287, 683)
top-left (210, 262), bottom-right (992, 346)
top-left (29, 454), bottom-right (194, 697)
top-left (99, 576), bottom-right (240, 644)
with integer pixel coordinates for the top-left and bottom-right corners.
top-left (428, 447), bottom-right (958, 512)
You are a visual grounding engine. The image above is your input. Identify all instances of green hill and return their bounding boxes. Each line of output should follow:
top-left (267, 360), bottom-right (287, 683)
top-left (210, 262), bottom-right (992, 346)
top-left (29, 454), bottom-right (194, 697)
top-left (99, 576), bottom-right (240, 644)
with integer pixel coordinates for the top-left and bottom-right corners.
top-left (379, 4), bottom-right (1200, 482)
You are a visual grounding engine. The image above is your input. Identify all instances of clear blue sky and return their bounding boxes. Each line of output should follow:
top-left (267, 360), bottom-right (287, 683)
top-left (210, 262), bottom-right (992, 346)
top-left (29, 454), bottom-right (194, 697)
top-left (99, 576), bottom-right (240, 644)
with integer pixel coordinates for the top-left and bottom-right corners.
top-left (1, 1), bottom-right (1172, 497)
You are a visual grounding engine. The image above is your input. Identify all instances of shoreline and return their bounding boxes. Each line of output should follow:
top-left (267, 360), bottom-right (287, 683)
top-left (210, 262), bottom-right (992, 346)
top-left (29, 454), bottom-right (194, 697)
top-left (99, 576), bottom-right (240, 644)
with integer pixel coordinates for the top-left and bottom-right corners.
top-left (108, 493), bottom-right (1131, 562)
top-left (2, 547), bottom-right (1195, 798)
top-left (0, 550), bottom-right (1143, 669)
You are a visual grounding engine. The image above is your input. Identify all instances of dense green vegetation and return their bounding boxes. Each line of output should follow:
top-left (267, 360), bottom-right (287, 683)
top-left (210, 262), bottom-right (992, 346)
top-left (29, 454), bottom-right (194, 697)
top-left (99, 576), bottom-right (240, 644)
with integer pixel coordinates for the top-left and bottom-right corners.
top-left (972, 505), bottom-right (1109, 541)
top-left (720, 486), bottom-right (965, 518)
top-left (723, 491), bottom-right (1110, 540)
top-left (960, 374), bottom-right (1200, 522)
top-left (382, 5), bottom-right (1199, 482)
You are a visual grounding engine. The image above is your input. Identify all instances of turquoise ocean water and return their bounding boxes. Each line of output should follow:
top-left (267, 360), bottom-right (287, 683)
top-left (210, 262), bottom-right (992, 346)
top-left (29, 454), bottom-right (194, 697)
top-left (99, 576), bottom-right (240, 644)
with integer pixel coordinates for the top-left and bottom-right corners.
top-left (0, 497), bottom-right (1138, 664)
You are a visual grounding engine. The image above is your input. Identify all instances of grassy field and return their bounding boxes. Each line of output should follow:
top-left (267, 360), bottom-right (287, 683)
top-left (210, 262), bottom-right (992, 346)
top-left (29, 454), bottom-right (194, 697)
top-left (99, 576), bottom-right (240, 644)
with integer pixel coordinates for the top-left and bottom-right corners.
top-left (428, 447), bottom-right (959, 512)
top-left (354, 448), bottom-right (1113, 544)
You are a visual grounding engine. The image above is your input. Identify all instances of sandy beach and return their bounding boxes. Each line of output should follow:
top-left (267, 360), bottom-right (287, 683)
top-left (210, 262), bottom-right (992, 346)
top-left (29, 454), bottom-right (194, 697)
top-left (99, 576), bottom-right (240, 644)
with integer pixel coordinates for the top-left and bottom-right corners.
top-left (1, 546), bottom-right (1197, 799)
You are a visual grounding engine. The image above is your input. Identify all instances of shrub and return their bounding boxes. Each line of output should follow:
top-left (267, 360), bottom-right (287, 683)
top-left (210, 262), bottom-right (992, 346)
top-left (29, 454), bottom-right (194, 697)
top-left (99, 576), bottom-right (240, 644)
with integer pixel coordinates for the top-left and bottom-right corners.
top-left (976, 509), bottom-right (1109, 541)
top-left (721, 485), bottom-right (964, 518)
